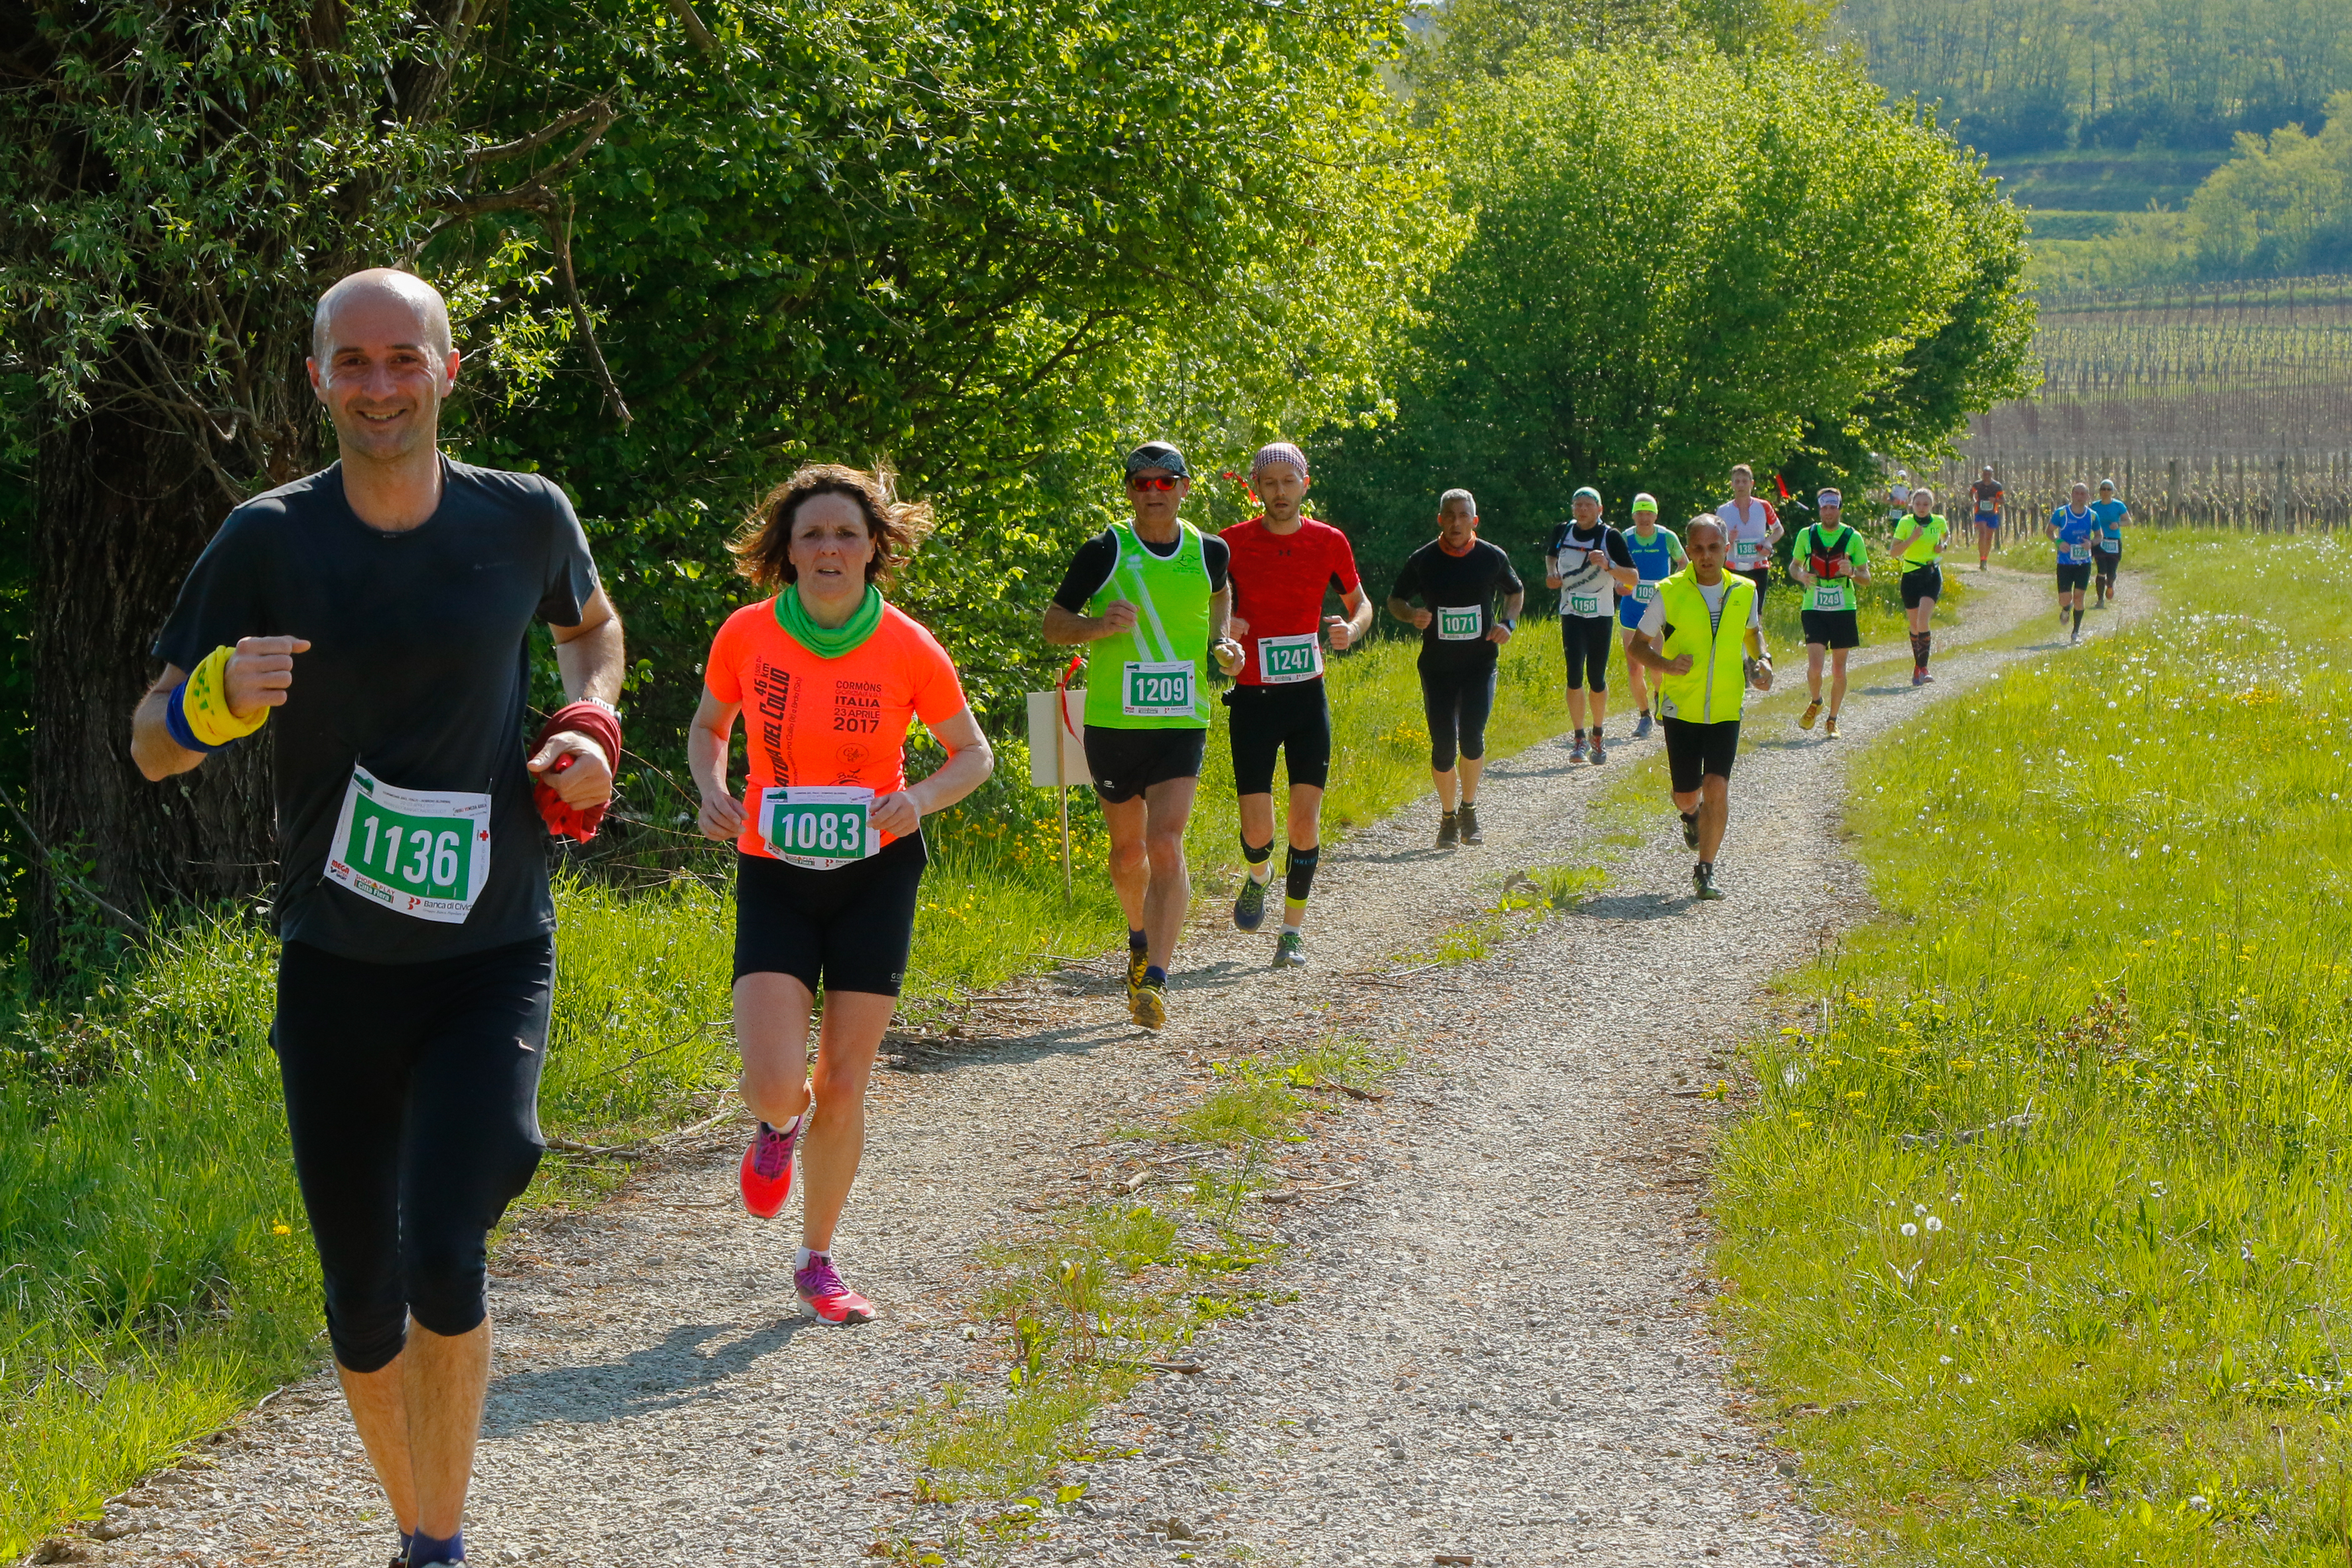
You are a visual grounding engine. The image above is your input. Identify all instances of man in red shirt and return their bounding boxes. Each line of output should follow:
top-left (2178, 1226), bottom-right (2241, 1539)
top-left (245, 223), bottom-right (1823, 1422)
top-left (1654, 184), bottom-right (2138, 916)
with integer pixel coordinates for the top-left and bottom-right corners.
top-left (1219, 442), bottom-right (1373, 967)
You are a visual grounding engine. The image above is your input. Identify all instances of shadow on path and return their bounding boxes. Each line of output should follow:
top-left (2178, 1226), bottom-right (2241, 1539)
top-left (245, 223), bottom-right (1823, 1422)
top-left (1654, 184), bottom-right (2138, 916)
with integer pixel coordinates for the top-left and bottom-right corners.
top-left (484, 1316), bottom-right (805, 1434)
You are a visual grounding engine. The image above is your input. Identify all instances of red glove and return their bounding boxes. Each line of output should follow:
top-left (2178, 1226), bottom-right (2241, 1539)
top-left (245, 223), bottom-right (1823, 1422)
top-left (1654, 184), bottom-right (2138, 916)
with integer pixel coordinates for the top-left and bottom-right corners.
top-left (532, 701), bottom-right (623, 844)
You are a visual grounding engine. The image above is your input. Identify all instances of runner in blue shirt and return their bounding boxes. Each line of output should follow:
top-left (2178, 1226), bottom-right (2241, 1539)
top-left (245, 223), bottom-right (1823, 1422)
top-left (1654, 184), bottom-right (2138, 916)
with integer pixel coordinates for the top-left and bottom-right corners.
top-left (1614, 493), bottom-right (1684, 740)
top-left (2090, 478), bottom-right (2128, 609)
top-left (2047, 481), bottom-right (2100, 643)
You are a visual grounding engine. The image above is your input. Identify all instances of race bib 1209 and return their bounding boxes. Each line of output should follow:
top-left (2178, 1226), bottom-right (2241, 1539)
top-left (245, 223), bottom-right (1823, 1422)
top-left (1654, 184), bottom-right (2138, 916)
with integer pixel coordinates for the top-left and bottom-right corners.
top-left (759, 785), bottom-right (878, 870)
top-left (1122, 660), bottom-right (1196, 717)
top-left (1436, 605), bottom-right (1482, 641)
top-left (1256, 633), bottom-right (1322, 684)
top-left (325, 765), bottom-right (492, 924)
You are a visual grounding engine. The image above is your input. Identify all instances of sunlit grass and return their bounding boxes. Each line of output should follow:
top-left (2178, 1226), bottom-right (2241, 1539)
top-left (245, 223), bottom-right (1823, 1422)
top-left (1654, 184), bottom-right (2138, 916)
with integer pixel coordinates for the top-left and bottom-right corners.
top-left (1710, 530), bottom-right (2352, 1565)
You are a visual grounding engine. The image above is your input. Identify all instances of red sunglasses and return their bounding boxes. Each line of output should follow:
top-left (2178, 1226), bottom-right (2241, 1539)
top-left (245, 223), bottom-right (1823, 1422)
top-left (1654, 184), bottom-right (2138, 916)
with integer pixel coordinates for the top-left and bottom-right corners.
top-left (1127, 474), bottom-right (1181, 493)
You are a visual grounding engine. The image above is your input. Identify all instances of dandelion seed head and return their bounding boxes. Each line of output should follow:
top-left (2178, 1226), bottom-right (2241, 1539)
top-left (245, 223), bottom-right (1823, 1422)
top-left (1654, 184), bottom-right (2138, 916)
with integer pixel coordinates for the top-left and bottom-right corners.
top-left (1901, 1222), bottom-right (1918, 1237)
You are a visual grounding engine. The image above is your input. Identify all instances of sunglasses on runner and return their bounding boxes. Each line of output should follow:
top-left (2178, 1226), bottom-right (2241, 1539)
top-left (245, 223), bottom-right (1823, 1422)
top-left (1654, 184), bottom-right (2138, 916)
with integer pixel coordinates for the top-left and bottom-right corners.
top-left (1127, 474), bottom-right (1180, 493)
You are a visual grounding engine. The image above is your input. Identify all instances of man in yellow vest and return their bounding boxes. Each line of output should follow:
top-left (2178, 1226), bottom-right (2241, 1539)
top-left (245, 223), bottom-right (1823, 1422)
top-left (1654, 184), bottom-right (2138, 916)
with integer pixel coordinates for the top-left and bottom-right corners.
top-left (1043, 441), bottom-right (1241, 1029)
top-left (1626, 516), bottom-right (1772, 900)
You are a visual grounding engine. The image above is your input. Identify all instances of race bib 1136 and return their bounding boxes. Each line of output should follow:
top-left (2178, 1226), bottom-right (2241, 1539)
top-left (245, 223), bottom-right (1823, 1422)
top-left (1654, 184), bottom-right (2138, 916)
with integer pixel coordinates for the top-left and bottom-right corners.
top-left (325, 766), bottom-right (492, 924)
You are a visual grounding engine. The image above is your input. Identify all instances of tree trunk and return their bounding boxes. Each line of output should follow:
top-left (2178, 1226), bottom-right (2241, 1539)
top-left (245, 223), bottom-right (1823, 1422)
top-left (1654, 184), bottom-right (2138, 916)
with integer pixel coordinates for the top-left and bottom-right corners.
top-left (29, 406), bottom-right (277, 979)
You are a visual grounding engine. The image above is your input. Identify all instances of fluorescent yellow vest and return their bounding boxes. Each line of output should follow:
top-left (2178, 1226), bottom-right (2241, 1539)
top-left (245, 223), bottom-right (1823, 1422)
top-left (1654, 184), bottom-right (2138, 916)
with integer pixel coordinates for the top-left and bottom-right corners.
top-left (1654, 569), bottom-right (1757, 724)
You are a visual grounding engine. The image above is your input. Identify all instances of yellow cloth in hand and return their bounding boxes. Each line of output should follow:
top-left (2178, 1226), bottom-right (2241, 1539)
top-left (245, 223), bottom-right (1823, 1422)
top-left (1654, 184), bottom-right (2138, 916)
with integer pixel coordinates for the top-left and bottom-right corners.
top-left (183, 644), bottom-right (269, 747)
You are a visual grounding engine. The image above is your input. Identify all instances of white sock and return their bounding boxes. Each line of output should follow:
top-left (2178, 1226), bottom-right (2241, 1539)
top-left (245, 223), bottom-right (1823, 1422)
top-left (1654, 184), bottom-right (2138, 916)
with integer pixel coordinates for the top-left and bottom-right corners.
top-left (795, 1245), bottom-right (830, 1269)
top-left (775, 1113), bottom-right (803, 1137)
top-left (1248, 861), bottom-right (1272, 885)
top-left (1281, 923), bottom-right (1301, 938)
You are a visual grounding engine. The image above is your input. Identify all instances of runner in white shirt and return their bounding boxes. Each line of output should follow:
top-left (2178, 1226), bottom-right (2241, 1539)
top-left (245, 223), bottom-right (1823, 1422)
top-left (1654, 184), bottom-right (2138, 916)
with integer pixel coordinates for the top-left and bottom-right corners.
top-left (1714, 463), bottom-right (1782, 617)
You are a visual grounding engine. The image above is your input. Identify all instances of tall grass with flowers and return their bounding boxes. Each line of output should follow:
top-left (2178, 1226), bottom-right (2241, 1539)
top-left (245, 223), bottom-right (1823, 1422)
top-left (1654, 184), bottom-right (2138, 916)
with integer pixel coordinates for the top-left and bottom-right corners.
top-left (1711, 530), bottom-right (2352, 1564)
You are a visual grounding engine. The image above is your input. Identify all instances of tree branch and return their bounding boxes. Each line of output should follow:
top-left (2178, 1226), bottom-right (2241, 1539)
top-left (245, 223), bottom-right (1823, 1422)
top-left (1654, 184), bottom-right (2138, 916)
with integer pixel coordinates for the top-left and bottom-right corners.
top-left (0, 787), bottom-right (149, 938)
top-left (546, 200), bottom-right (632, 428)
top-left (465, 94), bottom-right (617, 166)
top-left (665, 0), bottom-right (719, 53)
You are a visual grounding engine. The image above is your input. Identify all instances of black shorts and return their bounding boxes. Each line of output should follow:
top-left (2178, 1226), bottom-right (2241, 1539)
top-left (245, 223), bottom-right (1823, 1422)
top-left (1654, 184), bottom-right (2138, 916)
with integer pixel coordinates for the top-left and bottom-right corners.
top-left (1899, 566), bottom-right (1942, 608)
top-left (2056, 560), bottom-right (2092, 592)
top-left (2094, 543), bottom-right (2121, 577)
top-left (1735, 566), bottom-right (1770, 611)
top-left (1224, 680), bottom-right (1332, 796)
top-left (1083, 724), bottom-right (1208, 805)
top-left (1801, 609), bottom-right (1860, 649)
top-left (1419, 657), bottom-right (1498, 771)
top-left (274, 936), bottom-right (554, 1373)
top-left (1560, 614), bottom-right (1614, 690)
top-left (1662, 716), bottom-right (1741, 793)
top-left (734, 833), bottom-right (927, 995)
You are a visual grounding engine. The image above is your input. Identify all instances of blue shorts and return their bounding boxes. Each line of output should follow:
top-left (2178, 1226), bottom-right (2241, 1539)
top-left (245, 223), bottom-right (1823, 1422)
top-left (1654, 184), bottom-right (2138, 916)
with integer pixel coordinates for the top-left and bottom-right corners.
top-left (1974, 510), bottom-right (1999, 530)
top-left (1618, 594), bottom-right (1648, 630)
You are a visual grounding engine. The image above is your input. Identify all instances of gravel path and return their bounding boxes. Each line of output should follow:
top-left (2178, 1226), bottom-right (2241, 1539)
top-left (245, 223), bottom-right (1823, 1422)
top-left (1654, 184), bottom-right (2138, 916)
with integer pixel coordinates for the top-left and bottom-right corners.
top-left (48, 567), bottom-right (2117, 1568)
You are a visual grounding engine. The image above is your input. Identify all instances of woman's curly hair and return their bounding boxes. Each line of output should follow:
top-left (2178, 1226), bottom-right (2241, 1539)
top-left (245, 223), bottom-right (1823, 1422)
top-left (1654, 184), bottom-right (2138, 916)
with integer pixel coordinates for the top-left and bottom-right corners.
top-left (730, 463), bottom-right (935, 589)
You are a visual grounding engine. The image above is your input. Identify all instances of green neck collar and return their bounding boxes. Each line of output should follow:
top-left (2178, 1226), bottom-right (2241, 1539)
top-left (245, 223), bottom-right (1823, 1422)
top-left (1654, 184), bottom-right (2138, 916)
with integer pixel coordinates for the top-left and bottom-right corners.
top-left (775, 583), bottom-right (884, 658)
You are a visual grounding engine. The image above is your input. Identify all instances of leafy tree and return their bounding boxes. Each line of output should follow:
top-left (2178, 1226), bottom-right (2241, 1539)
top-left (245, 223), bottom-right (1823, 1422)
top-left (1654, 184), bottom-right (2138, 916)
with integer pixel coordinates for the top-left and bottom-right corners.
top-left (1312, 46), bottom-right (2036, 580)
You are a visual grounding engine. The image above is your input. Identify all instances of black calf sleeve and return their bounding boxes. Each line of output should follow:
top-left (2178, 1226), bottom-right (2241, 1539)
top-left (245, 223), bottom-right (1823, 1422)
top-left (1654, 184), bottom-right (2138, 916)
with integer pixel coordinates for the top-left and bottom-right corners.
top-left (1241, 835), bottom-right (1272, 866)
top-left (1284, 844), bottom-right (1320, 903)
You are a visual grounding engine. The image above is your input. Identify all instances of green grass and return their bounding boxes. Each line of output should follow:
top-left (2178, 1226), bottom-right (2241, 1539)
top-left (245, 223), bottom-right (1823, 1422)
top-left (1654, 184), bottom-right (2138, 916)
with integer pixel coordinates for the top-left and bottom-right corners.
top-left (1709, 530), bottom-right (2352, 1564)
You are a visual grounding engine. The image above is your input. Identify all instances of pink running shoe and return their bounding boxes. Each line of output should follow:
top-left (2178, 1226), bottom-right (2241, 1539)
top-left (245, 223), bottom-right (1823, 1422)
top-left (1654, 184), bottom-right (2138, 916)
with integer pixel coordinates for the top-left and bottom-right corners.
top-left (794, 1255), bottom-right (874, 1325)
top-left (738, 1119), bottom-right (801, 1219)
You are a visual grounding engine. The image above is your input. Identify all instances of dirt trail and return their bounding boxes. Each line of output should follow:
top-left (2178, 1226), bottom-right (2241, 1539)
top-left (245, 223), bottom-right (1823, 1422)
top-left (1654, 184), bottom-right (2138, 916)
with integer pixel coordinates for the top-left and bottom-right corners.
top-left (55, 566), bottom-right (2121, 1568)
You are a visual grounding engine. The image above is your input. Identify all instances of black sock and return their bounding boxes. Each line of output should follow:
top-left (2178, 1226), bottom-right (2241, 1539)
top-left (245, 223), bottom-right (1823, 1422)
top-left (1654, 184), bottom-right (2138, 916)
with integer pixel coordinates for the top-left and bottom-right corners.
top-left (1680, 811), bottom-right (1697, 827)
top-left (1919, 631), bottom-right (1931, 667)
top-left (1284, 844), bottom-right (1320, 903)
top-left (410, 1530), bottom-right (462, 1565)
top-left (1128, 929), bottom-right (1148, 952)
top-left (1592, 726), bottom-right (1604, 741)
top-left (1573, 728), bottom-right (1585, 739)
top-left (2073, 609), bottom-right (2083, 632)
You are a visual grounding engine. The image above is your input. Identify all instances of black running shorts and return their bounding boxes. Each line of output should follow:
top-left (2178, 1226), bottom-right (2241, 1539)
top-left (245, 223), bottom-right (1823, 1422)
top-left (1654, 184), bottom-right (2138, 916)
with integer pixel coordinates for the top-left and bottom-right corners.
top-left (2056, 560), bottom-right (2092, 592)
top-left (734, 834), bottom-right (927, 996)
top-left (2094, 542), bottom-right (2121, 578)
top-left (1560, 615), bottom-right (1614, 691)
top-left (1735, 566), bottom-right (1770, 614)
top-left (274, 936), bottom-right (555, 1373)
top-left (1662, 716), bottom-right (1741, 793)
top-left (1082, 724), bottom-right (1208, 805)
top-left (1224, 680), bottom-right (1333, 796)
top-left (1800, 609), bottom-right (1860, 650)
top-left (1899, 566), bottom-right (1942, 608)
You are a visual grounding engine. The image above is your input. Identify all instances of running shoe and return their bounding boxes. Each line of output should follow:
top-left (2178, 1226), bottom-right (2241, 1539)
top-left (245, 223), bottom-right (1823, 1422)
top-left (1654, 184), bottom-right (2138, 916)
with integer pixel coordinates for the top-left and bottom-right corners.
top-left (1127, 945), bottom-right (1150, 990)
top-left (1130, 978), bottom-right (1167, 1030)
top-left (1272, 931), bottom-right (1307, 969)
top-left (1233, 873), bottom-right (1268, 932)
top-left (794, 1255), bottom-right (875, 1325)
top-left (1693, 864), bottom-right (1725, 901)
top-left (1823, 714), bottom-right (1840, 738)
top-left (738, 1117), bottom-right (803, 1219)
top-left (1435, 811), bottom-right (1459, 850)
top-left (1800, 699), bottom-right (1821, 730)
top-left (1569, 735), bottom-right (1588, 763)
top-left (1911, 668), bottom-right (1927, 686)
top-left (1681, 812), bottom-right (1699, 850)
top-left (1458, 804), bottom-right (1484, 844)
top-left (1589, 738), bottom-right (1607, 765)
top-left (1633, 712), bottom-right (1654, 740)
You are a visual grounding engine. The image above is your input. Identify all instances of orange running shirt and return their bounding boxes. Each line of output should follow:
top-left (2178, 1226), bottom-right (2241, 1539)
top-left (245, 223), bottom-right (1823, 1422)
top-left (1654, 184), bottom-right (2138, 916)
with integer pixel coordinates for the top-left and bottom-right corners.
top-left (704, 598), bottom-right (968, 857)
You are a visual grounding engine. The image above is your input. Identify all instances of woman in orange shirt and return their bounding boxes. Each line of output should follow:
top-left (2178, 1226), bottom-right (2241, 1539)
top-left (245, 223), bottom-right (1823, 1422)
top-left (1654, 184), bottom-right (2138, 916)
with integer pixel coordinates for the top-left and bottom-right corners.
top-left (688, 464), bottom-right (993, 1324)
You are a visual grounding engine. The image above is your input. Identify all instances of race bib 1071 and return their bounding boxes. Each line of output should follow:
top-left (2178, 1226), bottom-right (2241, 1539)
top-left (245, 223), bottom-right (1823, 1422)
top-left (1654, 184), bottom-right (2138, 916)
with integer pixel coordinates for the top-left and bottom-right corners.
top-left (325, 766), bottom-right (492, 924)
top-left (1436, 605), bottom-right (1482, 641)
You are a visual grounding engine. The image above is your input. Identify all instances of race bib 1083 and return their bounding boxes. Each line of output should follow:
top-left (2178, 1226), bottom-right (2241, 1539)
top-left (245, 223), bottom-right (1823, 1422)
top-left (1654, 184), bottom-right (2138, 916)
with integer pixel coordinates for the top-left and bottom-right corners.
top-left (325, 766), bottom-right (493, 924)
top-left (1436, 605), bottom-right (1482, 641)
top-left (759, 785), bottom-right (878, 870)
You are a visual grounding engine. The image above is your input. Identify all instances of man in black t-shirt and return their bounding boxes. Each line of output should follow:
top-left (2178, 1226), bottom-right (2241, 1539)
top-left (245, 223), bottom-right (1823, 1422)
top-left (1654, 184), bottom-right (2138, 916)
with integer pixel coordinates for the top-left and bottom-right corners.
top-left (131, 269), bottom-right (624, 1568)
top-left (1387, 487), bottom-right (1524, 848)
top-left (1544, 485), bottom-right (1637, 764)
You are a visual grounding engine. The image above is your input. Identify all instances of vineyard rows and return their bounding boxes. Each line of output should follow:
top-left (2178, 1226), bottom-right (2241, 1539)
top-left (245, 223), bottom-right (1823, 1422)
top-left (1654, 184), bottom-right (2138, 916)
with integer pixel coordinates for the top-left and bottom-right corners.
top-left (1955, 275), bottom-right (2352, 529)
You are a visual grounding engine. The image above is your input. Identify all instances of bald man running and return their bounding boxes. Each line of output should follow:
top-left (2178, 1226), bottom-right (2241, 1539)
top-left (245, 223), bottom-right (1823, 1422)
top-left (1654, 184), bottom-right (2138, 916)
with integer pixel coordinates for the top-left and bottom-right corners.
top-left (132, 269), bottom-right (625, 1568)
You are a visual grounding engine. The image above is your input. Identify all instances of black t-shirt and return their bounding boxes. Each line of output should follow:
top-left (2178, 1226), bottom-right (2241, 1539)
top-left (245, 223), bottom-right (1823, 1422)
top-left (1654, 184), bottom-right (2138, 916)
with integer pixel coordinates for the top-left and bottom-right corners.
top-left (1050, 526), bottom-right (1230, 611)
top-left (1544, 520), bottom-right (1635, 617)
top-left (153, 459), bottom-right (600, 964)
top-left (1387, 538), bottom-right (1523, 668)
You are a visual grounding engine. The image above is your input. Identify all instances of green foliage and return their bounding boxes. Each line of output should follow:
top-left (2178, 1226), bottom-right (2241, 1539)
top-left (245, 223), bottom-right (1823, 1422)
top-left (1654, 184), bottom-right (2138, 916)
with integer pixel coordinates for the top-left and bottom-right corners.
top-left (1407, 0), bottom-right (1832, 96)
top-left (1711, 534), bottom-right (2352, 1563)
top-left (1834, 0), bottom-right (2352, 157)
top-left (1317, 46), bottom-right (2035, 577)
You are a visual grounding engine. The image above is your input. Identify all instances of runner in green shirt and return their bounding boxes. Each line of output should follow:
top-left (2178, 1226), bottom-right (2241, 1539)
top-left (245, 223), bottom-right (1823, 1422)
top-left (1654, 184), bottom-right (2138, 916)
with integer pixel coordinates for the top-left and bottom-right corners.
top-left (1788, 489), bottom-right (1869, 737)
top-left (1891, 486), bottom-right (1950, 686)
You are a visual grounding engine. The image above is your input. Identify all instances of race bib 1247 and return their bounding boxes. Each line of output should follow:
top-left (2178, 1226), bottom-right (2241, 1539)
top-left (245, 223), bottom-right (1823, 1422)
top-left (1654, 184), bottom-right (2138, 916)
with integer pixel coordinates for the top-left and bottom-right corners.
top-left (1257, 633), bottom-right (1322, 684)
